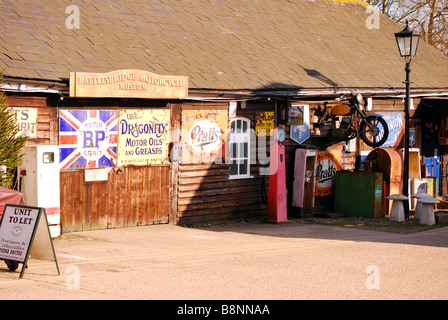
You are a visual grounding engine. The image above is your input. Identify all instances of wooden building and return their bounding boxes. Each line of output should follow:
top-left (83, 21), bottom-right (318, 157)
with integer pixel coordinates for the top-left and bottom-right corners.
top-left (1, 0), bottom-right (448, 233)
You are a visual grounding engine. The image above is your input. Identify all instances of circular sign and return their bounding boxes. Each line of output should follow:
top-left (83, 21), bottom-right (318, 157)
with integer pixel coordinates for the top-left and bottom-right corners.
top-left (79, 118), bottom-right (108, 161)
top-left (11, 226), bottom-right (22, 236)
top-left (315, 152), bottom-right (341, 197)
top-left (316, 158), bottom-right (337, 189)
top-left (188, 120), bottom-right (222, 153)
top-left (277, 128), bottom-right (286, 142)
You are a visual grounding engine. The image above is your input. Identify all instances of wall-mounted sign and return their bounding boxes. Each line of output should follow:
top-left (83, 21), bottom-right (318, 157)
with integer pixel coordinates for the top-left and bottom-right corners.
top-left (181, 110), bottom-right (227, 164)
top-left (290, 104), bottom-right (310, 144)
top-left (84, 167), bottom-right (112, 182)
top-left (255, 112), bottom-right (274, 136)
top-left (11, 108), bottom-right (38, 139)
top-left (377, 112), bottom-right (404, 147)
top-left (69, 69), bottom-right (188, 99)
top-left (117, 109), bottom-right (171, 166)
top-left (409, 127), bottom-right (415, 146)
top-left (315, 151), bottom-right (341, 197)
top-left (59, 109), bottom-right (118, 170)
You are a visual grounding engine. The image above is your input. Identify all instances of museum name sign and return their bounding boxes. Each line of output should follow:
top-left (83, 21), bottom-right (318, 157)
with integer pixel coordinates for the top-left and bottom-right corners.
top-left (70, 69), bottom-right (188, 99)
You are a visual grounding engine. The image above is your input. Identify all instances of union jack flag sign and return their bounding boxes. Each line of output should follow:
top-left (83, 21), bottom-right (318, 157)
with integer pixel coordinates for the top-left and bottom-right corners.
top-left (59, 110), bottom-right (118, 170)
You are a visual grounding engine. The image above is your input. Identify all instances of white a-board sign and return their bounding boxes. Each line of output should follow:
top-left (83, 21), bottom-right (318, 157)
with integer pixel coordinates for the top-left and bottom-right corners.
top-left (0, 204), bottom-right (59, 278)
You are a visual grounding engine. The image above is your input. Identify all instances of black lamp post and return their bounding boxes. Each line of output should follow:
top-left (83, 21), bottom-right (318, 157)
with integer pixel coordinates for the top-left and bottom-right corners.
top-left (395, 20), bottom-right (420, 219)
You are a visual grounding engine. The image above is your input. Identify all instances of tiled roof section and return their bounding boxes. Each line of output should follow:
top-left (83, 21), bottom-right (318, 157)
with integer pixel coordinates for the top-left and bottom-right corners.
top-left (1, 0), bottom-right (448, 90)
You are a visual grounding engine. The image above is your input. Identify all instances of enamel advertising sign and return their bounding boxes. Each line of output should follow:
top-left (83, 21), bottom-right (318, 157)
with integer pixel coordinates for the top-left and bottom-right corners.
top-left (314, 151), bottom-right (342, 197)
top-left (255, 112), bottom-right (274, 136)
top-left (289, 104), bottom-right (310, 144)
top-left (181, 110), bottom-right (228, 164)
top-left (59, 109), bottom-right (118, 170)
top-left (11, 108), bottom-right (38, 139)
top-left (377, 112), bottom-right (404, 147)
top-left (117, 109), bottom-right (171, 166)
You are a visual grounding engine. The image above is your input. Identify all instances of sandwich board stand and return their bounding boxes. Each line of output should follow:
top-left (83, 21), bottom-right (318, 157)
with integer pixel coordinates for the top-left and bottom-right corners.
top-left (0, 204), bottom-right (59, 278)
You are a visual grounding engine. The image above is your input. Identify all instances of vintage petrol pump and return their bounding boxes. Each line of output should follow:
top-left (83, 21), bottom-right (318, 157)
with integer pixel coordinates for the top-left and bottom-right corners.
top-left (19, 146), bottom-right (61, 238)
top-left (266, 126), bottom-right (289, 223)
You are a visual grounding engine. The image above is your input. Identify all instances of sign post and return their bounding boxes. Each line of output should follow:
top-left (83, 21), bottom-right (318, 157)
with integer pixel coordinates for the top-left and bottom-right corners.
top-left (0, 204), bottom-right (59, 278)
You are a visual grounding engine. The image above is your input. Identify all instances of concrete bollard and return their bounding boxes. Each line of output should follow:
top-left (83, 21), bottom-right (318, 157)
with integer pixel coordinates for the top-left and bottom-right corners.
top-left (418, 197), bottom-right (440, 226)
top-left (386, 194), bottom-right (408, 222)
top-left (411, 193), bottom-right (432, 220)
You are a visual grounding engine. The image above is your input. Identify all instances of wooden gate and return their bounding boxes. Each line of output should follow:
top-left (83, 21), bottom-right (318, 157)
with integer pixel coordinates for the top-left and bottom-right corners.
top-left (60, 165), bottom-right (170, 232)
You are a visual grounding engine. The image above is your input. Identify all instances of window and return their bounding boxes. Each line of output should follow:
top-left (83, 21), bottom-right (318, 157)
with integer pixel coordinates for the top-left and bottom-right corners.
top-left (229, 117), bottom-right (252, 179)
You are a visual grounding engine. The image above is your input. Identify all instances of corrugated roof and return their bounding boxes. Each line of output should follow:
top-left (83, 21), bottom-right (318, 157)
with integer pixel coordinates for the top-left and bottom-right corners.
top-left (1, 0), bottom-right (448, 90)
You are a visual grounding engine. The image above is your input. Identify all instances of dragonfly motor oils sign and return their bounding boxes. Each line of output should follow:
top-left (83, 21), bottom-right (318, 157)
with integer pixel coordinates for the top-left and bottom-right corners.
top-left (117, 109), bottom-right (171, 166)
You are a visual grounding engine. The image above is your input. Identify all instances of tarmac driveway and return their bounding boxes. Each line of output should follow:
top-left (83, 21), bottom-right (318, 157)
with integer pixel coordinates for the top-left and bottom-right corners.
top-left (0, 221), bottom-right (447, 301)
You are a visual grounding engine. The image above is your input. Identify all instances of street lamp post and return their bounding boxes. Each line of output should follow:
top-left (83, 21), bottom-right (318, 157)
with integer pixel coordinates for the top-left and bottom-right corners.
top-left (395, 20), bottom-right (420, 219)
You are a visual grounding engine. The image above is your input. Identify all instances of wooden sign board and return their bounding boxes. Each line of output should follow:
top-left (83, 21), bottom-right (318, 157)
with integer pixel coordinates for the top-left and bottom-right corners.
top-left (0, 205), bottom-right (59, 278)
top-left (70, 69), bottom-right (188, 99)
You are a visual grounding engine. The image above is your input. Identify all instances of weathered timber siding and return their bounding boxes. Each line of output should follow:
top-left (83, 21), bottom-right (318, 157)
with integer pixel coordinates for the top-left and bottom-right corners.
top-left (176, 164), bottom-right (267, 224)
top-left (60, 165), bottom-right (170, 232)
top-left (174, 101), bottom-right (271, 224)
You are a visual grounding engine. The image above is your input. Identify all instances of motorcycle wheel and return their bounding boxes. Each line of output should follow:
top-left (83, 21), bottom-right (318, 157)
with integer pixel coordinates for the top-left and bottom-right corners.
top-left (359, 116), bottom-right (389, 148)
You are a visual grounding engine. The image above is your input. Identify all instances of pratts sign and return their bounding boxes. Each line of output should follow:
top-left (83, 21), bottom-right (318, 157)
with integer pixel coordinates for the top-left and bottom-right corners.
top-left (69, 69), bottom-right (188, 99)
top-left (181, 109), bottom-right (228, 164)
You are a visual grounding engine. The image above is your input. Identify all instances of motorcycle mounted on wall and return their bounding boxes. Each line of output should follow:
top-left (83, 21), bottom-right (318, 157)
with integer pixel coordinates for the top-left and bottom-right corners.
top-left (314, 93), bottom-right (389, 148)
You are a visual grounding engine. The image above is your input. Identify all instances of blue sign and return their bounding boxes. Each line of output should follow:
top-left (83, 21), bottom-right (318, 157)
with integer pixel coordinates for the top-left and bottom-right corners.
top-left (290, 105), bottom-right (310, 144)
top-left (409, 127), bottom-right (415, 146)
top-left (59, 110), bottom-right (118, 170)
top-left (377, 112), bottom-right (404, 147)
top-left (291, 124), bottom-right (310, 144)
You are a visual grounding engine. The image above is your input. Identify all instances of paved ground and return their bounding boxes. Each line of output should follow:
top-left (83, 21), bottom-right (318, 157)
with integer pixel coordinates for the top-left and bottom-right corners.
top-left (0, 221), bottom-right (447, 301)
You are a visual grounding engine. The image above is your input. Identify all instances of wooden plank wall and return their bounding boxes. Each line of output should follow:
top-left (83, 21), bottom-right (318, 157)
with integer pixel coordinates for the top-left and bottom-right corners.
top-left (60, 165), bottom-right (170, 232)
top-left (177, 164), bottom-right (266, 224)
top-left (174, 101), bottom-right (271, 225)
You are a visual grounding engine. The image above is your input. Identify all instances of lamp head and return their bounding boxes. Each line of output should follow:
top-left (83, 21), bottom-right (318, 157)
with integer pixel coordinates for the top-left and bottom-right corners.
top-left (395, 20), bottom-right (420, 59)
